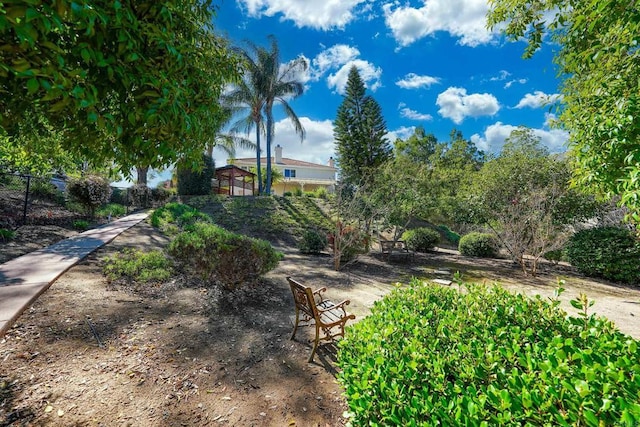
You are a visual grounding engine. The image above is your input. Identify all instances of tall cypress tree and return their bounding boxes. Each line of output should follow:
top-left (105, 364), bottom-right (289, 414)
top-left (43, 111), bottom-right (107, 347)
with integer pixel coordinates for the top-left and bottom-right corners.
top-left (334, 66), bottom-right (391, 185)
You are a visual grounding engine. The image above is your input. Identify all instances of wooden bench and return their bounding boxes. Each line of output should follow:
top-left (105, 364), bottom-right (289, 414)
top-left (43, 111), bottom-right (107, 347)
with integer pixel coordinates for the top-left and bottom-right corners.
top-left (380, 239), bottom-right (414, 261)
top-left (287, 277), bottom-right (356, 362)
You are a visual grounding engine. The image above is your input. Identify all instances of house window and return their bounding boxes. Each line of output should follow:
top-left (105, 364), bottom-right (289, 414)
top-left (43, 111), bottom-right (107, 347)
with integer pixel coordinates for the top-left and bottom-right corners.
top-left (284, 169), bottom-right (296, 178)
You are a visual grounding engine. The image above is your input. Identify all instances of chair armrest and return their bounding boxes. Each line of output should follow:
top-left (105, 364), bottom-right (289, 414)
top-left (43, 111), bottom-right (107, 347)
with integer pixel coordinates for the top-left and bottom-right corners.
top-left (313, 287), bottom-right (327, 295)
top-left (318, 299), bottom-right (351, 312)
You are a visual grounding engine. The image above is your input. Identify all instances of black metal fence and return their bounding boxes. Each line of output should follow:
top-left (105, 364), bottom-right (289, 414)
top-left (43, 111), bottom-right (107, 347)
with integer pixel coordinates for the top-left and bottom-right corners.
top-left (0, 173), bottom-right (169, 229)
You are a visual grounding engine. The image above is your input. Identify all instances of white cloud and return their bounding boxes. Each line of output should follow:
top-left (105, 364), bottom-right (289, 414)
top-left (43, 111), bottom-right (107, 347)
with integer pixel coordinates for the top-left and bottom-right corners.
top-left (515, 91), bottom-right (563, 109)
top-left (309, 45), bottom-right (382, 94)
top-left (436, 87), bottom-right (500, 124)
top-left (399, 106), bottom-right (433, 121)
top-left (490, 70), bottom-right (510, 81)
top-left (470, 121), bottom-right (569, 153)
top-left (382, 0), bottom-right (494, 47)
top-left (386, 126), bottom-right (416, 142)
top-left (396, 73), bottom-right (440, 89)
top-left (327, 59), bottom-right (383, 95)
top-left (238, 0), bottom-right (368, 30)
top-left (504, 78), bottom-right (527, 89)
top-left (311, 45), bottom-right (360, 80)
top-left (218, 117), bottom-right (336, 166)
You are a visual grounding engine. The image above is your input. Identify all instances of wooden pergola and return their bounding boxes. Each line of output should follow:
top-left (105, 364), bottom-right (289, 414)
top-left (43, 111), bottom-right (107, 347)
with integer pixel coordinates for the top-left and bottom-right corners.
top-left (214, 165), bottom-right (255, 196)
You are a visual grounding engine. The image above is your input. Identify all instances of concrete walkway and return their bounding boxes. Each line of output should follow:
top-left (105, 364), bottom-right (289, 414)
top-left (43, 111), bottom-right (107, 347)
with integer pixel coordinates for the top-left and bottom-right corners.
top-left (0, 212), bottom-right (148, 337)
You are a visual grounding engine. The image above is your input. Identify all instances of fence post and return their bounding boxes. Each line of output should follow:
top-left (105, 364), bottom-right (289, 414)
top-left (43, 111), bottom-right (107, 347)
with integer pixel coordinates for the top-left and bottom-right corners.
top-left (23, 175), bottom-right (31, 225)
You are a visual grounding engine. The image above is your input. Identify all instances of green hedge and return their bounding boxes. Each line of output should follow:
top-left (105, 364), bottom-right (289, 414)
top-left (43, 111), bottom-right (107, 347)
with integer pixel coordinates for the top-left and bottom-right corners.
top-left (338, 281), bottom-right (640, 426)
top-left (566, 227), bottom-right (640, 285)
top-left (459, 232), bottom-right (498, 258)
top-left (168, 222), bottom-right (282, 290)
top-left (299, 229), bottom-right (328, 254)
top-left (402, 227), bottom-right (440, 252)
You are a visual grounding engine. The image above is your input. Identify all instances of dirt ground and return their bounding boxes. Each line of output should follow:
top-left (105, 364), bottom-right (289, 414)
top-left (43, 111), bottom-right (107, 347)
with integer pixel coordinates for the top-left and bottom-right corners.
top-left (1, 220), bottom-right (640, 426)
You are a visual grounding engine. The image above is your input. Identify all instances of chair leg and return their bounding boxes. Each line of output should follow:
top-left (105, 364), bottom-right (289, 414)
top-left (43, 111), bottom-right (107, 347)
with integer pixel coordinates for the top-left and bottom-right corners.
top-left (308, 324), bottom-right (321, 362)
top-left (291, 308), bottom-right (300, 340)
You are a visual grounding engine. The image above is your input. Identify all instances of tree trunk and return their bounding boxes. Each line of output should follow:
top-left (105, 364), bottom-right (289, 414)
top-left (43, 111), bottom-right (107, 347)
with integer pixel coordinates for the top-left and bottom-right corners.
top-left (255, 126), bottom-right (262, 195)
top-left (136, 166), bottom-right (149, 186)
top-left (265, 108), bottom-right (273, 195)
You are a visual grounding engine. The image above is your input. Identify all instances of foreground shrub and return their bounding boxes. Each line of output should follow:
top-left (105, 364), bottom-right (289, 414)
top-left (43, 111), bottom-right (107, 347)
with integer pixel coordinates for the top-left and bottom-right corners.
top-left (402, 227), bottom-right (440, 252)
top-left (338, 281), bottom-right (640, 426)
top-left (566, 227), bottom-right (640, 284)
top-left (459, 232), bottom-right (498, 257)
top-left (67, 175), bottom-right (112, 217)
top-left (103, 248), bottom-right (173, 284)
top-left (168, 222), bottom-right (282, 290)
top-left (299, 229), bottom-right (328, 254)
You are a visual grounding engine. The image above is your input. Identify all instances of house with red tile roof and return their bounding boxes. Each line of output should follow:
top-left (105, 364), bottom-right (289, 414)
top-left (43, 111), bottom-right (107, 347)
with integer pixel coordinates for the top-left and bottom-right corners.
top-left (230, 145), bottom-right (337, 195)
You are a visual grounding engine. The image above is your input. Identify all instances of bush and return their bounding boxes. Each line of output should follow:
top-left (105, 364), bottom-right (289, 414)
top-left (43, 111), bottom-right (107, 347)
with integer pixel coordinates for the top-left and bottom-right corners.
top-left (543, 248), bottom-right (567, 265)
top-left (338, 281), bottom-right (640, 426)
top-left (72, 219), bottom-right (90, 230)
top-left (110, 187), bottom-right (128, 205)
top-left (30, 179), bottom-right (61, 202)
top-left (299, 229), bottom-right (328, 254)
top-left (66, 175), bottom-right (112, 217)
top-left (151, 186), bottom-right (172, 205)
top-left (328, 225), bottom-right (368, 265)
top-left (103, 248), bottom-right (173, 284)
top-left (293, 188), bottom-right (303, 197)
top-left (177, 155), bottom-right (214, 196)
top-left (566, 227), bottom-right (640, 284)
top-left (402, 227), bottom-right (440, 252)
top-left (0, 228), bottom-right (15, 241)
top-left (459, 232), bottom-right (498, 258)
top-left (437, 224), bottom-right (461, 245)
top-left (312, 187), bottom-right (328, 199)
top-left (96, 203), bottom-right (126, 219)
top-left (283, 191), bottom-right (293, 197)
top-left (128, 184), bottom-right (152, 208)
top-left (150, 203), bottom-right (197, 230)
top-left (168, 222), bottom-right (282, 290)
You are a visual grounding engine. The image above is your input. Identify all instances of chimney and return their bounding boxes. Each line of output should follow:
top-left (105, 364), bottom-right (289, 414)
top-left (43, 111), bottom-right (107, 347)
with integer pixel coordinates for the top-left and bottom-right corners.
top-left (275, 144), bottom-right (283, 164)
top-left (328, 156), bottom-right (335, 168)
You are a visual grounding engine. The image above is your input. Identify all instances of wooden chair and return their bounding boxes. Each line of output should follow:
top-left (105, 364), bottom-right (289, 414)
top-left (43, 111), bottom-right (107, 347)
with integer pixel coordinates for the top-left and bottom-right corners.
top-left (287, 277), bottom-right (356, 362)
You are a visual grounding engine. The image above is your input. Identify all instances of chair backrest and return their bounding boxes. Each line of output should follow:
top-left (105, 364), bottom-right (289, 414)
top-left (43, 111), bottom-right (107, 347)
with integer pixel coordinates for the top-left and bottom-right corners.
top-left (287, 277), bottom-right (316, 318)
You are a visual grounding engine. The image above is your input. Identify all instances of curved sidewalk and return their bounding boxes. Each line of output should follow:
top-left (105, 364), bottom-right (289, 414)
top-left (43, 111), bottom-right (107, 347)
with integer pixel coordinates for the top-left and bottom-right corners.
top-left (0, 212), bottom-right (148, 338)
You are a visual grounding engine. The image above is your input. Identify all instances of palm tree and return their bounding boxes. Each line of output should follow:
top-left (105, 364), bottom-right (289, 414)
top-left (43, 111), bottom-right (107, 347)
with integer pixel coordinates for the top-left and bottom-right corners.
top-left (223, 41), bottom-right (267, 194)
top-left (205, 106), bottom-right (256, 163)
top-left (225, 35), bottom-right (307, 195)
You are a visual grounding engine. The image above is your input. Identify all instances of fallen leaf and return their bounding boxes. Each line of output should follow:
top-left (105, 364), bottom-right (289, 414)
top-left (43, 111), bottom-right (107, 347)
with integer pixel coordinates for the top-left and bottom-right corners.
top-left (57, 409), bottom-right (64, 417)
top-left (44, 405), bottom-right (53, 413)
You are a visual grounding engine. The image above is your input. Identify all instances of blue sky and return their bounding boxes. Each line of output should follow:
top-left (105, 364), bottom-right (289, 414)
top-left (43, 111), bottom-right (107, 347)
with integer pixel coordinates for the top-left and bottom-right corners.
top-left (209, 0), bottom-right (568, 169)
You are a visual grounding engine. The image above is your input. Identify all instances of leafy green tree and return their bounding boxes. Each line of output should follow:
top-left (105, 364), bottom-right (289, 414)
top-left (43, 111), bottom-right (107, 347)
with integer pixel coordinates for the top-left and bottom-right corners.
top-left (225, 35), bottom-right (306, 195)
top-left (0, 110), bottom-right (80, 176)
top-left (334, 66), bottom-right (391, 185)
top-left (0, 0), bottom-right (239, 176)
top-left (393, 126), bottom-right (438, 165)
top-left (466, 128), bottom-right (600, 274)
top-left (487, 0), bottom-right (640, 223)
